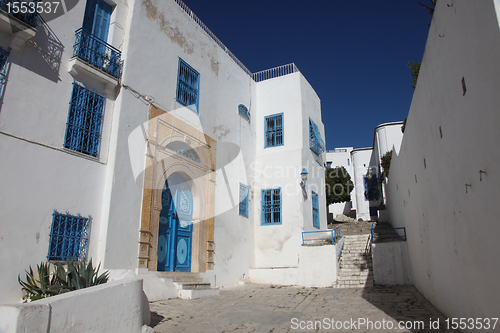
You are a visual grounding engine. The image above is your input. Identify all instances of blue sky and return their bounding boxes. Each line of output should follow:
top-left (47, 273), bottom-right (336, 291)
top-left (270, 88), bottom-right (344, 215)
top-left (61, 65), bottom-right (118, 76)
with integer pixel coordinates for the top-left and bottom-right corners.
top-left (182, 0), bottom-right (433, 149)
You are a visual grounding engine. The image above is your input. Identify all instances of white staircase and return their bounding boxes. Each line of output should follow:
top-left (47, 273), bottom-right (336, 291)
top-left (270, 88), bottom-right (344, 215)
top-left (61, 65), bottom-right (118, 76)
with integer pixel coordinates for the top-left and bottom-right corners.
top-left (156, 272), bottom-right (219, 299)
top-left (334, 234), bottom-right (373, 288)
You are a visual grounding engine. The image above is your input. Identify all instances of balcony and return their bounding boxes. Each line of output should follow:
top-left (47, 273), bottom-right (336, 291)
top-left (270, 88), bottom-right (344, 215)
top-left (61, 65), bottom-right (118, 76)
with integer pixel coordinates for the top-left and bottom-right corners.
top-left (69, 28), bottom-right (122, 94)
top-left (0, 0), bottom-right (38, 51)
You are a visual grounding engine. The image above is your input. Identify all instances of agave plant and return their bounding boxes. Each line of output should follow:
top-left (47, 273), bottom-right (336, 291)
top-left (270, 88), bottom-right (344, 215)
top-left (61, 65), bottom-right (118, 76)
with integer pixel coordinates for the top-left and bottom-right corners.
top-left (19, 259), bottom-right (109, 302)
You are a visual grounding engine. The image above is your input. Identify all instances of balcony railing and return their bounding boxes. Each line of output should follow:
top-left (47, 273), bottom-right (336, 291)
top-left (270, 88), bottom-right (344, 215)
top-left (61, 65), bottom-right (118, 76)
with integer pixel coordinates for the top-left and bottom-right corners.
top-left (73, 28), bottom-right (122, 79)
top-left (0, 0), bottom-right (39, 28)
top-left (252, 63), bottom-right (300, 82)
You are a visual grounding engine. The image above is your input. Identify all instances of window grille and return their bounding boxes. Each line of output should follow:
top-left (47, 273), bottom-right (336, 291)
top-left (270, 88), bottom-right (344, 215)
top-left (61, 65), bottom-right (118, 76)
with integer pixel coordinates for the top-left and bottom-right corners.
top-left (312, 191), bottom-right (320, 229)
top-left (0, 47), bottom-right (10, 97)
top-left (261, 188), bottom-right (281, 225)
top-left (264, 113), bottom-right (283, 148)
top-left (238, 104), bottom-right (250, 122)
top-left (309, 118), bottom-right (325, 155)
top-left (64, 82), bottom-right (105, 157)
top-left (326, 162), bottom-right (332, 169)
top-left (48, 210), bottom-right (90, 262)
top-left (176, 58), bottom-right (200, 113)
top-left (239, 183), bottom-right (249, 217)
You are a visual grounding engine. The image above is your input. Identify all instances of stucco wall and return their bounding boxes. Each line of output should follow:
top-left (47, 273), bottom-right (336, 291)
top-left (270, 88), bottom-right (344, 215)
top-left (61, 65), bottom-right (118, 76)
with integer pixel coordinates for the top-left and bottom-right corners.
top-left (0, 279), bottom-right (144, 333)
top-left (351, 148), bottom-right (372, 221)
top-left (385, 0), bottom-right (500, 324)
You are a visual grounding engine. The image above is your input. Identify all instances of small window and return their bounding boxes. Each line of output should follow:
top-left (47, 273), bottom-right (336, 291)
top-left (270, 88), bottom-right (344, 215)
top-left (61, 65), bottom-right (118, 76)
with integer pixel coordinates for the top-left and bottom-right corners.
top-left (264, 113), bottom-right (283, 148)
top-left (326, 162), bottom-right (332, 169)
top-left (64, 82), bottom-right (105, 157)
top-left (312, 191), bottom-right (319, 229)
top-left (48, 210), bottom-right (90, 261)
top-left (238, 104), bottom-right (250, 122)
top-left (239, 184), bottom-right (249, 217)
top-left (176, 58), bottom-right (200, 113)
top-left (261, 188), bottom-right (281, 225)
top-left (309, 118), bottom-right (325, 155)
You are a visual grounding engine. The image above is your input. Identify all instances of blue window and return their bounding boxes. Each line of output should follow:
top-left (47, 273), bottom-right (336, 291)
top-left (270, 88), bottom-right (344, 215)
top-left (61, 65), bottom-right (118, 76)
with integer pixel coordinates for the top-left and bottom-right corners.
top-left (64, 82), bottom-right (105, 158)
top-left (176, 58), bottom-right (200, 113)
top-left (312, 191), bottom-right (320, 229)
top-left (238, 104), bottom-right (250, 122)
top-left (48, 210), bottom-right (90, 262)
top-left (264, 113), bottom-right (283, 148)
top-left (326, 162), bottom-right (332, 169)
top-left (309, 118), bottom-right (325, 155)
top-left (0, 47), bottom-right (10, 97)
top-left (74, 0), bottom-right (122, 78)
top-left (239, 183), bottom-right (249, 217)
top-left (261, 188), bottom-right (281, 225)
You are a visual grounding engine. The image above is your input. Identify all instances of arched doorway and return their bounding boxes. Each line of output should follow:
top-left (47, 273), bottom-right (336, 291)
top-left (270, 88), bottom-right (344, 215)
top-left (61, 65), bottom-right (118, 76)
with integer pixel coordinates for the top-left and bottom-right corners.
top-left (157, 173), bottom-right (193, 272)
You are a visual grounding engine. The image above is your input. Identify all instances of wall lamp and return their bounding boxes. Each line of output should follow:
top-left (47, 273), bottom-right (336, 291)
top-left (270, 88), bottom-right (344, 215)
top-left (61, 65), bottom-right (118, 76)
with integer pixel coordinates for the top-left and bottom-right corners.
top-left (300, 169), bottom-right (308, 188)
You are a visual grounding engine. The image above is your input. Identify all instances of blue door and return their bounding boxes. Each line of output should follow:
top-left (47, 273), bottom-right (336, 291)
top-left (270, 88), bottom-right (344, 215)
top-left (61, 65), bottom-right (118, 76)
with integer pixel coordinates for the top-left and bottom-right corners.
top-left (83, 0), bottom-right (111, 40)
top-left (157, 173), bottom-right (193, 272)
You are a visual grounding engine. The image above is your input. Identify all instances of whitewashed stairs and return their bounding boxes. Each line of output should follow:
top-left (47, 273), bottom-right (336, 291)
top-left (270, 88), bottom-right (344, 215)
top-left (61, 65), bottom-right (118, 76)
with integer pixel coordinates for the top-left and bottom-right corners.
top-left (334, 234), bottom-right (374, 288)
top-left (156, 272), bottom-right (219, 299)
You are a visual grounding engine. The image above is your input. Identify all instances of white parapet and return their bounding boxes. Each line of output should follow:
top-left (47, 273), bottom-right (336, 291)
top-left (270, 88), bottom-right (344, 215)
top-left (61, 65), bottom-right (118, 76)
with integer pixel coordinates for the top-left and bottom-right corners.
top-left (0, 278), bottom-right (146, 333)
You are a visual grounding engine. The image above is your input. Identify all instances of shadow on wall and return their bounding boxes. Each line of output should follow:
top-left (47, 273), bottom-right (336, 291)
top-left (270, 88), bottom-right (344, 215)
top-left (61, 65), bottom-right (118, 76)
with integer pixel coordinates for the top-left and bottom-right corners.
top-left (11, 18), bottom-right (64, 83)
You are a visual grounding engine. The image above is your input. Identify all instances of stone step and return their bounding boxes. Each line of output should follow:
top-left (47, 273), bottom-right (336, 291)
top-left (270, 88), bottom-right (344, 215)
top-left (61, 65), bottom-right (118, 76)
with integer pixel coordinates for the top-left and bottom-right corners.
top-left (338, 273), bottom-right (373, 280)
top-left (178, 288), bottom-right (220, 299)
top-left (156, 272), bottom-right (204, 283)
top-left (176, 282), bottom-right (212, 290)
top-left (340, 264), bottom-right (373, 269)
top-left (333, 283), bottom-right (374, 289)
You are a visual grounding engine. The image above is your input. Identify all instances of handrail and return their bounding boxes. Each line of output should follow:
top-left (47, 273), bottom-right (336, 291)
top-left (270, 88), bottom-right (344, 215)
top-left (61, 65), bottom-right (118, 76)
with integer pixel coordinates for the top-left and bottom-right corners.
top-left (302, 226), bottom-right (341, 246)
top-left (73, 28), bottom-right (122, 79)
top-left (252, 63), bottom-right (300, 82)
top-left (371, 224), bottom-right (407, 243)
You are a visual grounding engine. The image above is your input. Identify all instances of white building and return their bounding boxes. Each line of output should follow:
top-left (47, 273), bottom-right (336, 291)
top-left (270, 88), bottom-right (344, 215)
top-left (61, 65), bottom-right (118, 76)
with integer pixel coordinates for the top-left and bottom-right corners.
top-left (325, 148), bottom-right (355, 220)
top-left (0, 0), bottom-right (329, 304)
top-left (384, 0), bottom-right (500, 324)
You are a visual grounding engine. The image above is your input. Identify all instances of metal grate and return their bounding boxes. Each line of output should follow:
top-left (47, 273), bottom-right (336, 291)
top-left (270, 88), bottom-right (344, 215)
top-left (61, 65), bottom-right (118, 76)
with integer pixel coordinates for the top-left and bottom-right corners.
top-left (261, 188), bottom-right (281, 225)
top-left (238, 104), bottom-right (250, 122)
top-left (265, 113), bottom-right (283, 148)
top-left (309, 118), bottom-right (325, 155)
top-left (0, 0), bottom-right (40, 27)
top-left (0, 47), bottom-right (10, 96)
top-left (176, 58), bottom-right (200, 113)
top-left (64, 82), bottom-right (105, 157)
top-left (48, 210), bottom-right (90, 262)
top-left (312, 191), bottom-right (319, 229)
top-left (239, 183), bottom-right (249, 217)
top-left (73, 28), bottom-right (122, 79)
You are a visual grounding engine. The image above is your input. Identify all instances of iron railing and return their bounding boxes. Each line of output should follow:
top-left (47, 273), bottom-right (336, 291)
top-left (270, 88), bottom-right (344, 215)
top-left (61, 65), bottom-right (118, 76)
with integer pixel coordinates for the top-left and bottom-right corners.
top-left (252, 63), bottom-right (300, 82)
top-left (371, 224), bottom-right (407, 244)
top-left (0, 0), bottom-right (39, 28)
top-left (302, 226), bottom-right (341, 246)
top-left (0, 47), bottom-right (10, 96)
top-left (73, 28), bottom-right (122, 79)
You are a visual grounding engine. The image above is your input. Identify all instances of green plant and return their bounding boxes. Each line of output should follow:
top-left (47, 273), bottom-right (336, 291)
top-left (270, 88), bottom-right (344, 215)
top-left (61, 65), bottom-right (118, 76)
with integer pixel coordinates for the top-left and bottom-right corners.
top-left (407, 61), bottom-right (421, 89)
top-left (380, 151), bottom-right (393, 178)
top-left (19, 259), bottom-right (109, 302)
top-left (325, 166), bottom-right (354, 205)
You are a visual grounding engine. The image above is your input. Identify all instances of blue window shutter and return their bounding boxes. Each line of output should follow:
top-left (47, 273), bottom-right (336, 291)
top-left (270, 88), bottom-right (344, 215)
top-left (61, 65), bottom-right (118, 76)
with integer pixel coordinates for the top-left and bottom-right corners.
top-left (238, 104), bottom-right (250, 122)
top-left (93, 0), bottom-right (112, 41)
top-left (176, 58), bottom-right (200, 113)
top-left (312, 191), bottom-right (319, 229)
top-left (83, 0), bottom-right (111, 41)
top-left (261, 190), bottom-right (265, 224)
top-left (309, 118), bottom-right (325, 155)
top-left (261, 188), bottom-right (281, 225)
top-left (264, 113), bottom-right (283, 148)
top-left (239, 183), bottom-right (249, 217)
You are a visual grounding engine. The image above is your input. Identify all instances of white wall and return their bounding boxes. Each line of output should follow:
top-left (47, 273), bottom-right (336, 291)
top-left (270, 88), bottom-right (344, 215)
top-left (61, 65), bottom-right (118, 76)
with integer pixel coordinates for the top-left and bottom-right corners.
top-left (385, 0), bottom-right (500, 325)
top-left (350, 148), bottom-right (372, 221)
top-left (0, 0), bottom-right (128, 303)
top-left (325, 148), bottom-right (355, 218)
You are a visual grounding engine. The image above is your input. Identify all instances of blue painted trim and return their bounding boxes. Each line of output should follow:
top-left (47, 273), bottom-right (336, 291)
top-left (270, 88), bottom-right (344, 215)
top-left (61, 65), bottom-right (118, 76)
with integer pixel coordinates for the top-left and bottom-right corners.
top-left (48, 210), bottom-right (90, 262)
top-left (238, 104), bottom-right (250, 122)
top-left (264, 113), bottom-right (284, 148)
top-left (312, 191), bottom-right (319, 229)
top-left (260, 187), bottom-right (282, 225)
top-left (239, 183), bottom-right (249, 218)
top-left (309, 118), bottom-right (325, 155)
top-left (176, 58), bottom-right (200, 114)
